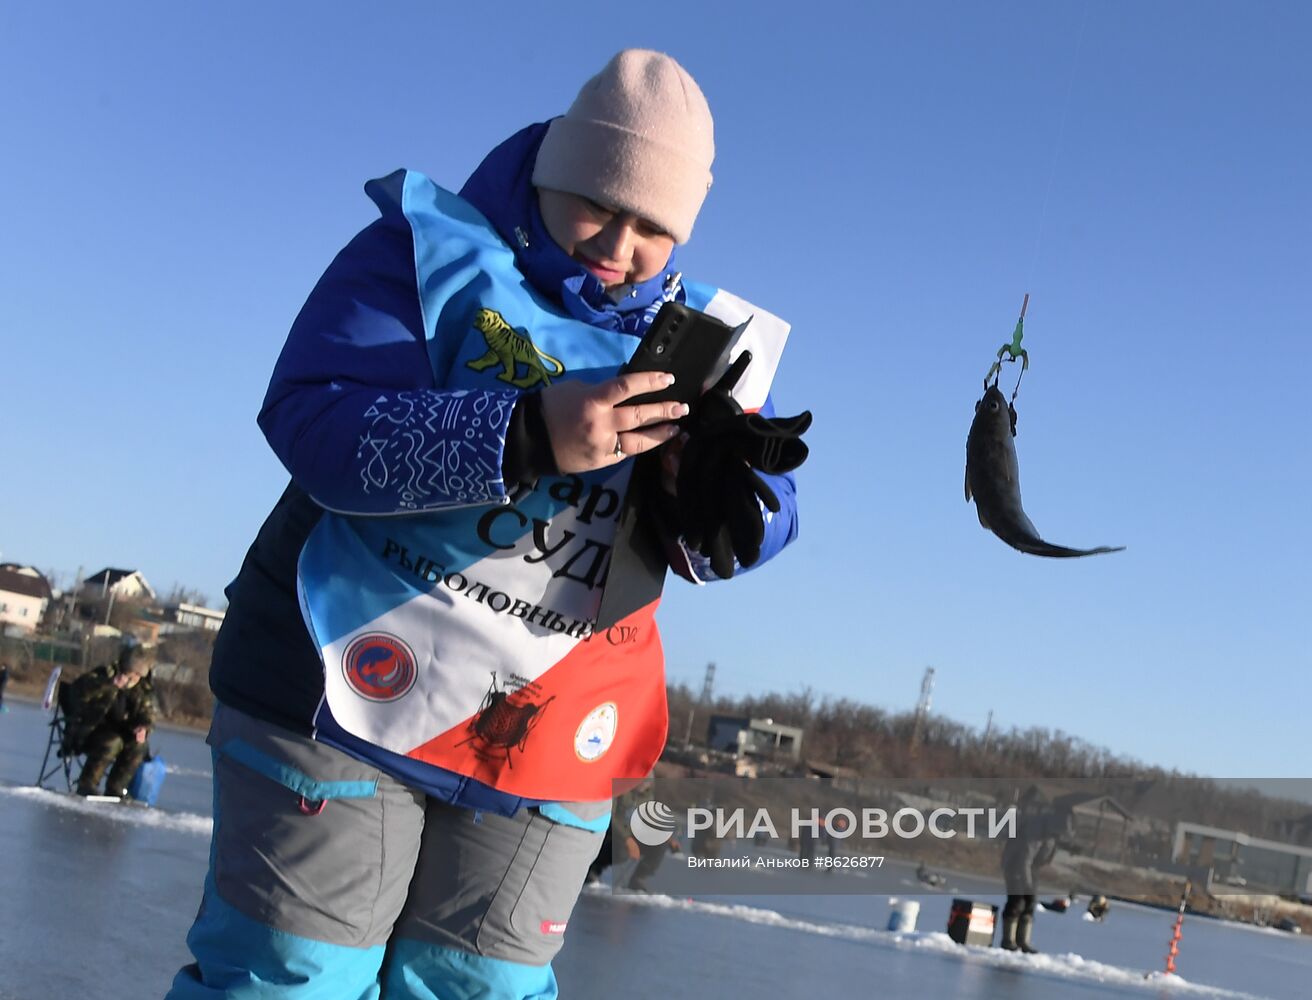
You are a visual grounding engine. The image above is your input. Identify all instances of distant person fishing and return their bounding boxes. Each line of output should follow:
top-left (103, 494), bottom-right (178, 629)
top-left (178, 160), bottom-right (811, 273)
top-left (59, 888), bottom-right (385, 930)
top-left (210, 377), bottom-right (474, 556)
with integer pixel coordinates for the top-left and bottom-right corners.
top-left (61, 641), bottom-right (158, 799)
top-left (1000, 786), bottom-right (1075, 953)
top-left (1087, 894), bottom-right (1111, 921)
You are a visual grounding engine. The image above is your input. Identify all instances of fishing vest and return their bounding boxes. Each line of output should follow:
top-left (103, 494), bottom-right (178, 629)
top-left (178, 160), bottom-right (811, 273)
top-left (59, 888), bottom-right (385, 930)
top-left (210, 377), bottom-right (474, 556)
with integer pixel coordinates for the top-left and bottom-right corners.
top-left (298, 171), bottom-right (789, 801)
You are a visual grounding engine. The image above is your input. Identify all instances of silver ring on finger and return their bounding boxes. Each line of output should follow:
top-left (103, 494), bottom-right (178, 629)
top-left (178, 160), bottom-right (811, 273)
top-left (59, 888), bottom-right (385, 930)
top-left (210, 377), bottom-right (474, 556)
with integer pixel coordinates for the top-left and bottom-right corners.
top-left (613, 438), bottom-right (624, 459)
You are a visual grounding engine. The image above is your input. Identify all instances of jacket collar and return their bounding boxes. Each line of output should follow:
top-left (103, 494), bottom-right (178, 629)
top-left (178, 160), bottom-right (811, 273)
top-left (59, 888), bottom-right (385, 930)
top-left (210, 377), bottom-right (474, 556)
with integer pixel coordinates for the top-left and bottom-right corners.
top-left (459, 123), bottom-right (682, 335)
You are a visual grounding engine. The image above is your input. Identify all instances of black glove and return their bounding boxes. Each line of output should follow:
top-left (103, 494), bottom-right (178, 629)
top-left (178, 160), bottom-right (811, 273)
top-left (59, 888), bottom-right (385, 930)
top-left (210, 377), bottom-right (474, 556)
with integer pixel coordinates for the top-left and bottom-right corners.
top-left (676, 352), bottom-right (812, 578)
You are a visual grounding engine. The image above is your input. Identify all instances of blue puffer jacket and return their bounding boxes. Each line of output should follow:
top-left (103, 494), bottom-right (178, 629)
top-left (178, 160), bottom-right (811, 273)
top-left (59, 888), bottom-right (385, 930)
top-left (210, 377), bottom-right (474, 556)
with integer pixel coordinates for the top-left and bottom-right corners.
top-left (208, 124), bottom-right (799, 814)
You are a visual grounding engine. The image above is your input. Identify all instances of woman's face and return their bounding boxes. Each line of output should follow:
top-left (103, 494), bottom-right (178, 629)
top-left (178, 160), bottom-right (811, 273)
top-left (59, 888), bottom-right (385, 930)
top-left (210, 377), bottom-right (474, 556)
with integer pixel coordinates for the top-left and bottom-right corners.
top-left (537, 189), bottom-right (675, 289)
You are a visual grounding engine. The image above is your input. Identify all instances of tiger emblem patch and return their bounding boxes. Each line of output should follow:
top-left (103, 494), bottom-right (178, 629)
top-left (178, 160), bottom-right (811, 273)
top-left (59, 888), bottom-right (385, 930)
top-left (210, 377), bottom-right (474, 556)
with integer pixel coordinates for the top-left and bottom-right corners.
top-left (466, 308), bottom-right (565, 389)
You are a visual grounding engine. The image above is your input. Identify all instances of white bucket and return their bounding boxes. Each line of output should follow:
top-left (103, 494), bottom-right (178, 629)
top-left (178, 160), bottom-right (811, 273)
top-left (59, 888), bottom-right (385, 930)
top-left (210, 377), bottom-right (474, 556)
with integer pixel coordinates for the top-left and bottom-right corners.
top-left (888, 899), bottom-right (920, 933)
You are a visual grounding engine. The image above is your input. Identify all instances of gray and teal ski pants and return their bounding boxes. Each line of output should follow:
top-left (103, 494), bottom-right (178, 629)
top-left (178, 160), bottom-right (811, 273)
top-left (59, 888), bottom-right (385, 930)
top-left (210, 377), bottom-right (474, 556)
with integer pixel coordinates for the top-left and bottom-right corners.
top-left (167, 704), bottom-right (607, 999)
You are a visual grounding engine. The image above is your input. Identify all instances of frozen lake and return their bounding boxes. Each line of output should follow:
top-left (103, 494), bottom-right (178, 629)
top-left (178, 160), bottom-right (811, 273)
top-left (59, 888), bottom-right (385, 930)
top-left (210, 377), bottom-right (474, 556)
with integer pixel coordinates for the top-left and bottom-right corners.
top-left (1, 699), bottom-right (1308, 999)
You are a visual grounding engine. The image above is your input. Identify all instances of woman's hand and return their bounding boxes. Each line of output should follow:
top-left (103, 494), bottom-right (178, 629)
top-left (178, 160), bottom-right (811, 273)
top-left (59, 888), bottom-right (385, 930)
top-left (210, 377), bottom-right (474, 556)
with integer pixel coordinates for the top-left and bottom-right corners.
top-left (540, 372), bottom-right (688, 474)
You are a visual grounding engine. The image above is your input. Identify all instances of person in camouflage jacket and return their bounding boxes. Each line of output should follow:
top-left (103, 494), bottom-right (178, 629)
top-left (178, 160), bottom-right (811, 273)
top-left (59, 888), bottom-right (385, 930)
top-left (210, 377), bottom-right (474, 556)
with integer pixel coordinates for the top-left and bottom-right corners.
top-left (63, 643), bottom-right (158, 797)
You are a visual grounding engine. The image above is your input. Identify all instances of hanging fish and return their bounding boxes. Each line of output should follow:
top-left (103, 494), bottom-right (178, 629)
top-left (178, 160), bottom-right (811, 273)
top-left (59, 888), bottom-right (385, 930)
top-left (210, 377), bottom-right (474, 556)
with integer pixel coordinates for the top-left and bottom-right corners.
top-left (965, 384), bottom-right (1124, 557)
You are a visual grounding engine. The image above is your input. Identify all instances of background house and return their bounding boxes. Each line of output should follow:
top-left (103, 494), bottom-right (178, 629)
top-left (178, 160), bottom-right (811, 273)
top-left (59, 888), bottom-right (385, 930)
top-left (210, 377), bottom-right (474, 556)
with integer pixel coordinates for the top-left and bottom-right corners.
top-left (80, 568), bottom-right (157, 603)
top-left (705, 714), bottom-right (804, 762)
top-left (1173, 821), bottom-right (1312, 896)
top-left (0, 564), bottom-right (53, 634)
top-left (162, 601), bottom-right (226, 633)
top-left (1054, 792), bottom-right (1134, 862)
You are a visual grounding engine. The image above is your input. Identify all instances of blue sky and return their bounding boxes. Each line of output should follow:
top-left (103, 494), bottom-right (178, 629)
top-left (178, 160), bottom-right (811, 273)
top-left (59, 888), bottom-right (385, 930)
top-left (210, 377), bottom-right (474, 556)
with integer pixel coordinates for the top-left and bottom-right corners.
top-left (2, 2), bottom-right (1307, 778)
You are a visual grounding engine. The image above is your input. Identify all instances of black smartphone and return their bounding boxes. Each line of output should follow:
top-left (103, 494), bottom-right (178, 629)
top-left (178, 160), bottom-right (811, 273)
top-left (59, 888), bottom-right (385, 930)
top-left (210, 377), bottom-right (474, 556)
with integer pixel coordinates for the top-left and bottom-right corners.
top-left (620, 301), bottom-right (739, 407)
top-left (596, 303), bottom-right (744, 630)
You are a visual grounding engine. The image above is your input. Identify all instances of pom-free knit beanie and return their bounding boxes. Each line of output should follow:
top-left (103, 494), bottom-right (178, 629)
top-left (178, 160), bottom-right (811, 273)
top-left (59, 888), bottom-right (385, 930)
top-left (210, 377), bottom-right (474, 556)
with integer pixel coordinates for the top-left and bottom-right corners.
top-left (532, 49), bottom-right (714, 244)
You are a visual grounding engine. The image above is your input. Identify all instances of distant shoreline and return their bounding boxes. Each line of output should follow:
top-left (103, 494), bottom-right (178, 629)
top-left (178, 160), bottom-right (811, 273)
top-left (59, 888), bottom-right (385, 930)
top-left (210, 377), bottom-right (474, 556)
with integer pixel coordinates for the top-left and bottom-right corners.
top-left (4, 682), bottom-right (1309, 936)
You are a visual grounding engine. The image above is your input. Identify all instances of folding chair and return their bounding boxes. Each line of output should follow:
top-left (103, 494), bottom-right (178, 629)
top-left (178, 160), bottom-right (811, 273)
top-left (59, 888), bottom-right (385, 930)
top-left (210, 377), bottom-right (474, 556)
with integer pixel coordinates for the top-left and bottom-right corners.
top-left (35, 671), bottom-right (82, 793)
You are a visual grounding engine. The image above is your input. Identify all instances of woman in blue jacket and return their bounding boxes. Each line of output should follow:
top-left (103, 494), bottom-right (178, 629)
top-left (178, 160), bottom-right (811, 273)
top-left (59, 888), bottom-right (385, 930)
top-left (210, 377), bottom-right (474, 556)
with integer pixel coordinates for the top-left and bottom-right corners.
top-left (170, 49), bottom-right (806, 999)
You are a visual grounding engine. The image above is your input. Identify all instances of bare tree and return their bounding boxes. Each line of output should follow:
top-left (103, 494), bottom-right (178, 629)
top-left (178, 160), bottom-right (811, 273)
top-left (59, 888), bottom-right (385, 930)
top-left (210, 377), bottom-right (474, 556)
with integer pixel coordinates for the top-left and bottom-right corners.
top-left (162, 583), bottom-right (211, 608)
top-left (158, 630), bottom-right (218, 676)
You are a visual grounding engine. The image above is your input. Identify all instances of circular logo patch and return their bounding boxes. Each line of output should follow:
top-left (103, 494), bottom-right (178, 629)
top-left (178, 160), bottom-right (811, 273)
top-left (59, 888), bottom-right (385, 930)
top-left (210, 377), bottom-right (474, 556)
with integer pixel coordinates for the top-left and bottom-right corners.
top-left (574, 702), bottom-right (618, 762)
top-left (342, 632), bottom-right (417, 702)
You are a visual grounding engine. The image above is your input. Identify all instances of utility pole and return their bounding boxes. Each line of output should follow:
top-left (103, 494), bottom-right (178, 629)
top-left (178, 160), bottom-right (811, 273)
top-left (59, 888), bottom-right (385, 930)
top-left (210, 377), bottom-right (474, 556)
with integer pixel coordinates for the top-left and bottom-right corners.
top-left (909, 666), bottom-right (935, 757)
top-left (67, 566), bottom-right (89, 667)
top-left (67, 565), bottom-right (84, 630)
top-left (683, 662), bottom-right (716, 747)
top-left (983, 709), bottom-right (994, 753)
top-left (699, 661), bottom-right (716, 705)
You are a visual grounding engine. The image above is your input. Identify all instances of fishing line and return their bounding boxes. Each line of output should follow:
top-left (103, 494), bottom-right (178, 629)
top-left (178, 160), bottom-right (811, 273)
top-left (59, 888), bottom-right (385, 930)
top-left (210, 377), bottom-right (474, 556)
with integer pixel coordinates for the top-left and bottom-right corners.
top-left (1026, 1), bottom-right (1090, 286)
top-left (982, 5), bottom-right (1090, 395)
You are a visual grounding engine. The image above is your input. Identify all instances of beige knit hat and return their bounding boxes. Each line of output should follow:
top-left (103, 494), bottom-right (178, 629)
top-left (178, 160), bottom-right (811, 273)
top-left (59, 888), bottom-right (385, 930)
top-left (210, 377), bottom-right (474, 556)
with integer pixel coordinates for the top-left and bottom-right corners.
top-left (532, 49), bottom-right (714, 244)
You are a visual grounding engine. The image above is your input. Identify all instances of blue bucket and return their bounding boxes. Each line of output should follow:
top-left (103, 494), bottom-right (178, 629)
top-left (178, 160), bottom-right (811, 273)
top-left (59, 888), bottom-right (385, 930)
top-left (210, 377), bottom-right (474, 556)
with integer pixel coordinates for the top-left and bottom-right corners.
top-left (128, 755), bottom-right (167, 807)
